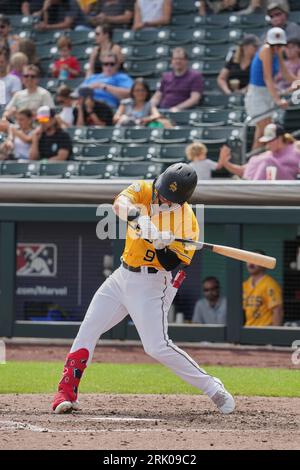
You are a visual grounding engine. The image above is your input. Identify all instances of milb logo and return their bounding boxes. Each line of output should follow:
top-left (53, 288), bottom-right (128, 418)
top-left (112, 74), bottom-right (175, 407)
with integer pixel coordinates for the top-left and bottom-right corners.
top-left (16, 243), bottom-right (57, 277)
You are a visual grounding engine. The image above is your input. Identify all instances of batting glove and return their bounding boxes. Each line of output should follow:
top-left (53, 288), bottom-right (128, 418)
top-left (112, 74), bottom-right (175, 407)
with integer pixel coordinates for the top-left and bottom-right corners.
top-left (137, 215), bottom-right (159, 240)
top-left (153, 231), bottom-right (175, 250)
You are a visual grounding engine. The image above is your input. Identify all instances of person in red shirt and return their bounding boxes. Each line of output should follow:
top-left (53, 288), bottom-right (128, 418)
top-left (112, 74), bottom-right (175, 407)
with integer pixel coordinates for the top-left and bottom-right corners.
top-left (52, 36), bottom-right (81, 80)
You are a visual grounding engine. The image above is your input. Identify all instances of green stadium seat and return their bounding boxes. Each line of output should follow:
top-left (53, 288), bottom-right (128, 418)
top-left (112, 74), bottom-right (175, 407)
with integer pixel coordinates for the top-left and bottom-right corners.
top-left (203, 77), bottom-right (219, 92)
top-left (170, 14), bottom-right (200, 29)
top-left (121, 44), bottom-right (170, 61)
top-left (58, 77), bottom-right (83, 90)
top-left (172, 0), bottom-right (198, 14)
top-left (66, 30), bottom-right (94, 45)
top-left (167, 29), bottom-right (242, 46)
top-left (202, 94), bottom-right (230, 108)
top-left (112, 128), bottom-right (151, 144)
top-left (66, 127), bottom-right (87, 142)
top-left (150, 128), bottom-right (190, 144)
top-left (194, 14), bottom-right (231, 28)
top-left (74, 162), bottom-right (119, 179)
top-left (124, 60), bottom-right (169, 78)
top-left (111, 145), bottom-right (159, 162)
top-left (189, 109), bottom-right (246, 127)
top-left (152, 145), bottom-right (186, 164)
top-left (39, 162), bottom-right (78, 178)
top-left (228, 14), bottom-right (266, 29)
top-left (84, 127), bottom-right (114, 143)
top-left (0, 162), bottom-right (39, 178)
top-left (33, 31), bottom-right (62, 45)
top-left (74, 144), bottom-right (118, 161)
top-left (146, 78), bottom-right (161, 92)
top-left (189, 126), bottom-right (242, 145)
top-left (160, 111), bottom-right (193, 126)
top-left (71, 45), bottom-right (94, 60)
top-left (117, 162), bottom-right (163, 179)
top-left (36, 44), bottom-right (58, 60)
top-left (186, 44), bottom-right (227, 60)
top-left (191, 60), bottom-right (224, 75)
top-left (38, 78), bottom-right (59, 93)
top-left (113, 29), bottom-right (169, 45)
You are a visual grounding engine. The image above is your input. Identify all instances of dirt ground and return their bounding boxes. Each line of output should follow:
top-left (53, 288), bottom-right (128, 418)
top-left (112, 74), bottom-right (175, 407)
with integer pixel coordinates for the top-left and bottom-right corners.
top-left (0, 394), bottom-right (299, 450)
top-left (1, 344), bottom-right (299, 450)
top-left (5, 343), bottom-right (298, 368)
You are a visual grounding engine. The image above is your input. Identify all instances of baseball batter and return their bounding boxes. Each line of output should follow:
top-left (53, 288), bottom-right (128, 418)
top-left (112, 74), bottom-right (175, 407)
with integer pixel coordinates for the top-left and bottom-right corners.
top-left (52, 163), bottom-right (235, 414)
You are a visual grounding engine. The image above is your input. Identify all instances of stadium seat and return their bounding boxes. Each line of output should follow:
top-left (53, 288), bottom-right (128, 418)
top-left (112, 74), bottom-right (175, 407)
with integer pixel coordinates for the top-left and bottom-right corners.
top-left (202, 94), bottom-right (231, 108)
top-left (111, 145), bottom-right (159, 162)
top-left (191, 60), bottom-right (225, 75)
top-left (0, 162), bottom-right (39, 178)
top-left (117, 162), bottom-right (163, 179)
top-left (113, 29), bottom-right (170, 45)
top-left (36, 44), bottom-right (58, 60)
top-left (150, 128), bottom-right (190, 144)
top-left (74, 145), bottom-right (118, 161)
top-left (124, 60), bottom-right (169, 78)
top-left (74, 162), bottom-right (119, 179)
top-left (146, 78), bottom-right (161, 92)
top-left (66, 30), bottom-right (94, 45)
top-left (121, 44), bottom-right (170, 61)
top-left (228, 14), bottom-right (266, 29)
top-left (189, 126), bottom-right (242, 145)
top-left (186, 44), bottom-right (228, 61)
top-left (167, 29), bottom-right (243, 46)
top-left (112, 128), bottom-right (151, 144)
top-left (170, 14), bottom-right (200, 29)
top-left (33, 31), bottom-right (62, 45)
top-left (189, 109), bottom-right (246, 127)
top-left (66, 127), bottom-right (87, 142)
top-left (39, 162), bottom-right (79, 178)
top-left (172, 0), bottom-right (198, 14)
top-left (38, 78), bottom-right (59, 93)
top-left (84, 127), bottom-right (115, 143)
top-left (203, 77), bottom-right (219, 93)
top-left (59, 77), bottom-right (83, 90)
top-left (194, 14), bottom-right (231, 28)
top-left (160, 111), bottom-right (192, 126)
top-left (152, 145), bottom-right (187, 163)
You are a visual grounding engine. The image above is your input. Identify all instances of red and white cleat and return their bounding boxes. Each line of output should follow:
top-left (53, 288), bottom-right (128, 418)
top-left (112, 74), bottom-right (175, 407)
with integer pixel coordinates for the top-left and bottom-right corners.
top-left (52, 391), bottom-right (75, 414)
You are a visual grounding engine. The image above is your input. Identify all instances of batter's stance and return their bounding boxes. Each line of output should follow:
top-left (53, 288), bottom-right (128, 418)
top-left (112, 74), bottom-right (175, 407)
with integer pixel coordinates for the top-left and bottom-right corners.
top-left (52, 163), bottom-right (235, 414)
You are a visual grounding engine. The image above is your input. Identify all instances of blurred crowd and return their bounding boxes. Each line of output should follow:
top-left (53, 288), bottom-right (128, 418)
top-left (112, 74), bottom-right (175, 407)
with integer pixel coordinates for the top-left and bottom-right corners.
top-left (0, 0), bottom-right (299, 175)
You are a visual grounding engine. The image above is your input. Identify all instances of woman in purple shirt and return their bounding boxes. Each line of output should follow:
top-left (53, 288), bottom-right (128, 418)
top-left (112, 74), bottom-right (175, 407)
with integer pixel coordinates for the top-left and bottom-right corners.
top-left (218, 123), bottom-right (300, 180)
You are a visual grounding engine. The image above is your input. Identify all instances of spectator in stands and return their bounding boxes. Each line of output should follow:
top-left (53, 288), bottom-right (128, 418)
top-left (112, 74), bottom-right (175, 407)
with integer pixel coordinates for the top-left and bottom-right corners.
top-left (262, 1), bottom-right (300, 43)
top-left (192, 277), bottom-right (227, 324)
top-left (30, 105), bottom-right (72, 161)
top-left (3, 65), bottom-right (55, 121)
top-left (0, 108), bottom-right (34, 161)
top-left (9, 52), bottom-right (28, 80)
top-left (0, 48), bottom-right (22, 105)
top-left (74, 86), bottom-right (113, 126)
top-left (217, 34), bottom-right (260, 96)
top-left (86, 24), bottom-right (123, 77)
top-left (199, 0), bottom-right (241, 15)
top-left (186, 141), bottom-right (222, 179)
top-left (218, 123), bottom-right (300, 180)
top-left (55, 84), bottom-right (76, 127)
top-left (132, 0), bottom-right (172, 31)
top-left (34, 0), bottom-right (92, 32)
top-left (113, 77), bottom-right (160, 126)
top-left (17, 38), bottom-right (43, 76)
top-left (0, 14), bottom-right (18, 53)
top-left (243, 251), bottom-right (283, 326)
top-left (90, 0), bottom-right (135, 29)
top-left (245, 27), bottom-right (296, 149)
top-left (151, 47), bottom-right (204, 112)
top-left (21, 1), bottom-right (44, 16)
top-left (275, 37), bottom-right (300, 94)
top-left (51, 36), bottom-right (81, 80)
top-left (78, 52), bottom-right (133, 110)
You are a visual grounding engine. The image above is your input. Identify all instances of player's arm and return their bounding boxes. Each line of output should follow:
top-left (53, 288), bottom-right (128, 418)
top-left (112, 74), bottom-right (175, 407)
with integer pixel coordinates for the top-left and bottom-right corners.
top-left (272, 305), bottom-right (283, 326)
top-left (113, 195), bottom-right (140, 222)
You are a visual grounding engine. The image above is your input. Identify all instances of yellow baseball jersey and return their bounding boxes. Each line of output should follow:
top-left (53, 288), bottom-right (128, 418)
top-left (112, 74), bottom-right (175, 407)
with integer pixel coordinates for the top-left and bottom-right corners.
top-left (243, 275), bottom-right (282, 326)
top-left (117, 180), bottom-right (199, 269)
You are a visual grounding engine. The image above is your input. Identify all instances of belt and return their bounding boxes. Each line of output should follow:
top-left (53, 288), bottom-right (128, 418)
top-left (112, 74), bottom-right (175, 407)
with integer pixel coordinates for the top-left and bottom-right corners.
top-left (122, 261), bottom-right (159, 274)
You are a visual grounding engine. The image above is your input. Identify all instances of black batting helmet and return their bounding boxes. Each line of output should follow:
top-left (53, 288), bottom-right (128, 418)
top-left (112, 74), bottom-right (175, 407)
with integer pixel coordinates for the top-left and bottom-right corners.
top-left (154, 163), bottom-right (198, 205)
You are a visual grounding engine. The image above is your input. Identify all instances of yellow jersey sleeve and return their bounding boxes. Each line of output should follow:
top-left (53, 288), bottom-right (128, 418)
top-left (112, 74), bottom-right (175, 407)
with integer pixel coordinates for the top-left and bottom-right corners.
top-left (117, 180), bottom-right (148, 206)
top-left (263, 278), bottom-right (282, 309)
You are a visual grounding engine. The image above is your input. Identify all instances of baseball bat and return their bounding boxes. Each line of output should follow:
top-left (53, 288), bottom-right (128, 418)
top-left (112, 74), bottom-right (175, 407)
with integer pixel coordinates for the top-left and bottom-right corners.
top-left (175, 239), bottom-right (276, 270)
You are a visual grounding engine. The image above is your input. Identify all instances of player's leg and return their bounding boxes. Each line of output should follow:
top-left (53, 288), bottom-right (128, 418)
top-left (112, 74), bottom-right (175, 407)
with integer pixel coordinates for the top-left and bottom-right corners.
top-left (127, 272), bottom-right (235, 414)
top-left (52, 268), bottom-right (128, 413)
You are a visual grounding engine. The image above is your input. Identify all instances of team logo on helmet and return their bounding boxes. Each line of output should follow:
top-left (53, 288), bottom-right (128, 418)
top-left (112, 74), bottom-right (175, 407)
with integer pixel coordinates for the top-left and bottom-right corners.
top-left (169, 182), bottom-right (178, 192)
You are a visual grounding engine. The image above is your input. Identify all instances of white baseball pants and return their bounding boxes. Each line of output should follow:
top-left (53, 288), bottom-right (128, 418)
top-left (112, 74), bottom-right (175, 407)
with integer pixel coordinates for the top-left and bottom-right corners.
top-left (71, 265), bottom-right (221, 398)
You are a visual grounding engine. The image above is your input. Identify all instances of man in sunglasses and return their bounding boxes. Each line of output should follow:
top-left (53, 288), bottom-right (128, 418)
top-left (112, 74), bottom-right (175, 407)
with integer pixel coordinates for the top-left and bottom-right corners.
top-left (77, 52), bottom-right (133, 110)
top-left (262, 1), bottom-right (300, 42)
top-left (192, 277), bottom-right (227, 324)
top-left (3, 65), bottom-right (54, 122)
